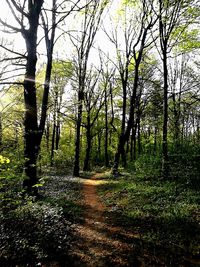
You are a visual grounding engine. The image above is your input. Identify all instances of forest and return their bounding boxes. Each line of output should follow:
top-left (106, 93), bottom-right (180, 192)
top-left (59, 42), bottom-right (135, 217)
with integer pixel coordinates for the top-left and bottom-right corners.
top-left (0, 0), bottom-right (200, 266)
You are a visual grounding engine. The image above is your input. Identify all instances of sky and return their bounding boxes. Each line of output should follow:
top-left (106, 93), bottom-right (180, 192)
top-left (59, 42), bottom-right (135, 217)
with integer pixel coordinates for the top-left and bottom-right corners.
top-left (0, 0), bottom-right (121, 65)
top-left (0, 0), bottom-right (122, 108)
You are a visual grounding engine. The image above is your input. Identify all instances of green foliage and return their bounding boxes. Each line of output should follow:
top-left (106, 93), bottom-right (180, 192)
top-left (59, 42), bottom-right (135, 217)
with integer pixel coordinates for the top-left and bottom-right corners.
top-left (98, 171), bottom-right (200, 255)
top-left (172, 27), bottom-right (200, 53)
top-left (0, 203), bottom-right (73, 265)
top-left (130, 154), bottom-right (162, 179)
top-left (0, 171), bottom-right (82, 265)
top-left (0, 155), bottom-right (24, 212)
top-left (0, 155), bottom-right (10, 165)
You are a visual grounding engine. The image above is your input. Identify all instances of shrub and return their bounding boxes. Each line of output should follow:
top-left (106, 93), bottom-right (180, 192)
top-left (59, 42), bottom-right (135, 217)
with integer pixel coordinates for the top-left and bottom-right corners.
top-left (0, 203), bottom-right (73, 265)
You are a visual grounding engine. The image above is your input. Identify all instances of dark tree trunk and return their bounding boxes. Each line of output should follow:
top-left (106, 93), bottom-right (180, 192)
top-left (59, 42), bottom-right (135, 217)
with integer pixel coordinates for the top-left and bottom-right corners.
top-left (73, 89), bottom-right (84, 176)
top-left (133, 124), bottom-right (137, 161)
top-left (22, 1), bottom-right (44, 193)
top-left (137, 118), bottom-right (141, 156)
top-left (98, 133), bottom-right (101, 160)
top-left (50, 90), bottom-right (58, 166)
top-left (38, 57), bottom-right (53, 145)
top-left (105, 89), bottom-right (109, 167)
top-left (154, 125), bottom-right (158, 153)
top-left (172, 90), bottom-right (181, 150)
top-left (162, 45), bottom-right (169, 178)
top-left (46, 116), bottom-right (50, 153)
top-left (112, 79), bottom-right (127, 174)
top-left (113, 134), bottom-right (126, 174)
top-left (38, 0), bottom-right (56, 146)
top-left (83, 111), bottom-right (92, 171)
top-left (55, 124), bottom-right (60, 150)
top-left (23, 38), bottom-right (39, 192)
top-left (51, 123), bottom-right (56, 166)
top-left (83, 123), bottom-right (91, 171)
top-left (130, 128), bottom-right (134, 161)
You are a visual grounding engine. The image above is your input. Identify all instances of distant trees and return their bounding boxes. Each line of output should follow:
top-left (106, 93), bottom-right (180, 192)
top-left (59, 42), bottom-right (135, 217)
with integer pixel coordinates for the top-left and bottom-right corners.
top-left (70, 0), bottom-right (108, 176)
top-left (106, 0), bottom-right (157, 174)
top-left (0, 0), bottom-right (199, 184)
top-left (158, 0), bottom-right (183, 177)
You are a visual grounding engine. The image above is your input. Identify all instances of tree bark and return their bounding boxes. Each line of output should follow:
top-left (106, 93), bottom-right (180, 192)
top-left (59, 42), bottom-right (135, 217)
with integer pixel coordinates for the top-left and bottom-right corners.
top-left (73, 89), bottom-right (84, 176)
top-left (161, 44), bottom-right (169, 178)
top-left (21, 1), bottom-right (44, 193)
top-left (83, 115), bottom-right (91, 171)
top-left (105, 88), bottom-right (109, 167)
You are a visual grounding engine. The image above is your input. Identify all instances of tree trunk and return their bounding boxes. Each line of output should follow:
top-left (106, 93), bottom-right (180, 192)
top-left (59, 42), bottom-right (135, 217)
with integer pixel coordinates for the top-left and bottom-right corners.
top-left (113, 135), bottom-right (125, 174)
top-left (83, 123), bottom-right (91, 171)
top-left (23, 40), bottom-right (39, 193)
top-left (112, 73), bottom-right (128, 174)
top-left (105, 89), bottom-right (109, 167)
top-left (162, 45), bottom-right (169, 178)
top-left (73, 90), bottom-right (84, 176)
top-left (137, 118), bottom-right (141, 156)
top-left (46, 116), bottom-right (50, 153)
top-left (55, 124), bottom-right (60, 150)
top-left (22, 1), bottom-right (44, 194)
top-left (154, 125), bottom-right (157, 153)
top-left (98, 132), bottom-right (101, 160)
top-left (51, 123), bottom-right (56, 166)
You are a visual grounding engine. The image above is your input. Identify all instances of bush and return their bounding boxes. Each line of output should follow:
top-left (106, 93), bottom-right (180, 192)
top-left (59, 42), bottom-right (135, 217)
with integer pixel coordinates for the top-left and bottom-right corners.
top-left (0, 203), bottom-right (73, 265)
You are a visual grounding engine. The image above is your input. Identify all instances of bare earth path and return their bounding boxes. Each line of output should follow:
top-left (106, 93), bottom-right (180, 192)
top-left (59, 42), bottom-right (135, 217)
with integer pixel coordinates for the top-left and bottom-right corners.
top-left (70, 173), bottom-right (148, 267)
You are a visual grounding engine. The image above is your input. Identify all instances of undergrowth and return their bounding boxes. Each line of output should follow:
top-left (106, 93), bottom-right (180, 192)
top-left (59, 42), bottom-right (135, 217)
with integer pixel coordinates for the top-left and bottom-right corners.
top-left (98, 160), bottom-right (200, 256)
top-left (0, 170), bottom-right (83, 266)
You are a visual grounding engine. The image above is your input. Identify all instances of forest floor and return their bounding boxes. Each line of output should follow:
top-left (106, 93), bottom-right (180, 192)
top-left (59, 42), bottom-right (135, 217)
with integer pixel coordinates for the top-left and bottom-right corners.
top-left (1, 170), bottom-right (200, 267)
top-left (67, 172), bottom-right (200, 267)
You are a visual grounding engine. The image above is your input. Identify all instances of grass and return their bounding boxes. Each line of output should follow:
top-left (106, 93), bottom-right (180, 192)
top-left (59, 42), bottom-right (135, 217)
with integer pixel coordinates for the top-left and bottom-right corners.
top-left (98, 171), bottom-right (200, 256)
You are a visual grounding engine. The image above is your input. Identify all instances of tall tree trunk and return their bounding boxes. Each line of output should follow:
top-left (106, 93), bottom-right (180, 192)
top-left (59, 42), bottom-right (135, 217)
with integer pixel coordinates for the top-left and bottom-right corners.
top-left (112, 80), bottom-right (128, 174)
top-left (98, 132), bottom-right (101, 160)
top-left (73, 89), bottom-right (84, 176)
top-left (162, 45), bottom-right (169, 178)
top-left (51, 123), bottom-right (56, 166)
top-left (55, 124), bottom-right (60, 150)
top-left (154, 125), bottom-right (158, 153)
top-left (38, 0), bottom-right (56, 146)
top-left (23, 38), bottom-right (39, 193)
top-left (83, 123), bottom-right (91, 171)
top-left (22, 1), bottom-right (44, 193)
top-left (50, 91), bottom-right (58, 166)
top-left (46, 116), bottom-right (50, 153)
top-left (105, 89), bottom-right (109, 167)
top-left (137, 118), bottom-right (141, 156)
top-left (133, 124), bottom-right (137, 161)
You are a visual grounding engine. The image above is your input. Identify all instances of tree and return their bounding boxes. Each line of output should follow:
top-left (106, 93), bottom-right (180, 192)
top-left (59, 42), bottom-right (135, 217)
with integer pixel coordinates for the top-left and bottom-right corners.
top-left (108, 0), bottom-right (157, 174)
top-left (158, 0), bottom-right (186, 177)
top-left (48, 60), bottom-right (73, 165)
top-left (70, 0), bottom-right (108, 176)
top-left (0, 0), bottom-right (82, 193)
top-left (82, 68), bottom-right (105, 171)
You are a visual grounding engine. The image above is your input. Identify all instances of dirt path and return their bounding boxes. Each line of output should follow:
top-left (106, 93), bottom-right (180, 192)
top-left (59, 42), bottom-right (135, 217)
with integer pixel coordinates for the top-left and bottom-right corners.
top-left (42, 173), bottom-right (199, 267)
top-left (71, 173), bottom-right (146, 267)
